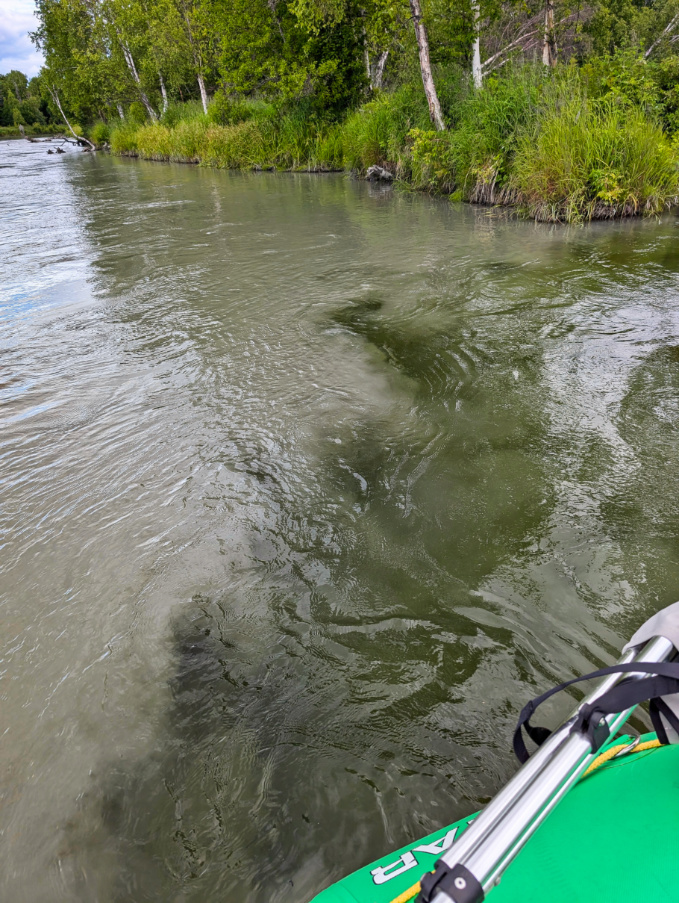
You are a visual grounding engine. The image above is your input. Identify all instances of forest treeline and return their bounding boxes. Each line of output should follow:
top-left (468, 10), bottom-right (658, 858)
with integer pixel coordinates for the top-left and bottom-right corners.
top-left (12, 0), bottom-right (679, 219)
top-left (0, 70), bottom-right (61, 132)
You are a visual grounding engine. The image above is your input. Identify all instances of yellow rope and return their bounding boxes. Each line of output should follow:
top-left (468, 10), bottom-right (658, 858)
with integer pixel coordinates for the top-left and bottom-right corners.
top-left (386, 738), bottom-right (662, 903)
top-left (387, 880), bottom-right (422, 903)
top-left (583, 738), bottom-right (661, 777)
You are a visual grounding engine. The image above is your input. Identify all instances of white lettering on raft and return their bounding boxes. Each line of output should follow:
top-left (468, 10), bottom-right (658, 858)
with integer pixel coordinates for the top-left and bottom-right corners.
top-left (370, 826), bottom-right (464, 885)
top-left (371, 852), bottom-right (418, 885)
top-left (414, 828), bottom-right (460, 856)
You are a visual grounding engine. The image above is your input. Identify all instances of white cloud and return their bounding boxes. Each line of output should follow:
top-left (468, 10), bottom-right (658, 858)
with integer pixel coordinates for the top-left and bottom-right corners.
top-left (0, 0), bottom-right (44, 77)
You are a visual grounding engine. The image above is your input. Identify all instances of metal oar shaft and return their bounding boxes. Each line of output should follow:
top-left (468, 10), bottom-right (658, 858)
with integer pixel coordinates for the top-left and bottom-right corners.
top-left (429, 635), bottom-right (676, 903)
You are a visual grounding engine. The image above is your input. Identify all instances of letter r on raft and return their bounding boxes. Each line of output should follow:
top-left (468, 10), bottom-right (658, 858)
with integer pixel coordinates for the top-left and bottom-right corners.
top-left (370, 852), bottom-right (418, 885)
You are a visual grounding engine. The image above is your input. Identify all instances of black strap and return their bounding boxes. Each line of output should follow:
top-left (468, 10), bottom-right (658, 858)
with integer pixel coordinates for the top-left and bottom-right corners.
top-left (514, 660), bottom-right (679, 764)
top-left (650, 695), bottom-right (679, 745)
top-left (418, 861), bottom-right (484, 903)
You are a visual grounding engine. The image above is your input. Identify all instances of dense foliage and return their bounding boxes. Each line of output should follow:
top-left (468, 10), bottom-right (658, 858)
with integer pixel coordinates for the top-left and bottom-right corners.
top-left (11, 0), bottom-right (679, 218)
top-left (0, 71), bottom-right (59, 129)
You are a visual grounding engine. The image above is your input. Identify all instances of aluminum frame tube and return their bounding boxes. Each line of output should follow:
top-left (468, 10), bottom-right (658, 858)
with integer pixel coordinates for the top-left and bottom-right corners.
top-left (422, 646), bottom-right (641, 874)
top-left (428, 634), bottom-right (676, 903)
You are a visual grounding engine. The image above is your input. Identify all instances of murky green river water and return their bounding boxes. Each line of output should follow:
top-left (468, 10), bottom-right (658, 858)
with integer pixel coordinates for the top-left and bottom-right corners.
top-left (2, 139), bottom-right (679, 902)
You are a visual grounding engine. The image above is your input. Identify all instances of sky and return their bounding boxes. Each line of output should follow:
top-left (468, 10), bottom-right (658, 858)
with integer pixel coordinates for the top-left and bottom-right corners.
top-left (1, 0), bottom-right (45, 77)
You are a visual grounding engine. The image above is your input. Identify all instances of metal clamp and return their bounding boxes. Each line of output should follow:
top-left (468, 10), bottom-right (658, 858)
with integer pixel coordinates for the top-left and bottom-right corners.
top-left (418, 862), bottom-right (484, 903)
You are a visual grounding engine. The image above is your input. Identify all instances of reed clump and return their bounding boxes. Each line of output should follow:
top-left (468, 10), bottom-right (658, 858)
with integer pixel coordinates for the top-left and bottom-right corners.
top-left (512, 96), bottom-right (679, 221)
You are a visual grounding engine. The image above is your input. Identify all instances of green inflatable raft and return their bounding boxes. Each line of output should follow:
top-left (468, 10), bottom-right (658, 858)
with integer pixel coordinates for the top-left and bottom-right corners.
top-left (309, 602), bottom-right (679, 903)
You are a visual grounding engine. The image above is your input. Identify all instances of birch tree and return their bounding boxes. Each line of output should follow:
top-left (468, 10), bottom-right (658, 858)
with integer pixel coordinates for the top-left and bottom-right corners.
top-left (33, 0), bottom-right (125, 121)
top-left (175, 0), bottom-right (212, 112)
top-left (471, 0), bottom-right (482, 86)
top-left (542, 0), bottom-right (556, 66)
top-left (409, 0), bottom-right (445, 128)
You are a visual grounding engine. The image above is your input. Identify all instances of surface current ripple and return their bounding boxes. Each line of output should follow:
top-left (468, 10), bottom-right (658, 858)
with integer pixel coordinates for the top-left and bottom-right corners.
top-left (1, 140), bottom-right (679, 902)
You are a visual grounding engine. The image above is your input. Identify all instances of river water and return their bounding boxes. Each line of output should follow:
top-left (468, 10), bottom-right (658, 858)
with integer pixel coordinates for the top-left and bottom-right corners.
top-left (1, 139), bottom-right (679, 902)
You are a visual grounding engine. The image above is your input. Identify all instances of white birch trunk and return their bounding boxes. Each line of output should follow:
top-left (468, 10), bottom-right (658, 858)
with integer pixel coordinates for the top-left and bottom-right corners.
top-left (373, 50), bottom-right (389, 89)
top-left (645, 13), bottom-right (679, 57)
top-left (409, 0), bottom-right (445, 130)
top-left (197, 73), bottom-right (208, 114)
top-left (121, 41), bottom-right (157, 120)
top-left (117, 103), bottom-right (125, 120)
top-left (471, 0), bottom-right (482, 88)
top-left (542, 0), bottom-right (557, 67)
top-left (159, 73), bottom-right (168, 113)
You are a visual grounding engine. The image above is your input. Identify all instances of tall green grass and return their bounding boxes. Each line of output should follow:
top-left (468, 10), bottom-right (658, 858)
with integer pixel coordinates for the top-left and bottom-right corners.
top-left (110, 96), bottom-right (344, 170)
top-left (340, 84), bottom-right (430, 173)
top-left (403, 68), bottom-right (679, 220)
top-left (512, 96), bottom-right (679, 221)
top-left (408, 69), bottom-right (541, 198)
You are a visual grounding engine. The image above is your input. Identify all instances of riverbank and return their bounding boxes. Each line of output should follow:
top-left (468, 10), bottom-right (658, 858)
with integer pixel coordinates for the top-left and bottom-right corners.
top-left (99, 68), bottom-right (679, 224)
top-left (0, 124), bottom-right (64, 138)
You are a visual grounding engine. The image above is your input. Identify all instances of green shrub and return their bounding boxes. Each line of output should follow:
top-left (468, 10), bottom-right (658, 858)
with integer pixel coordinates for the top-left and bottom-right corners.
top-left (406, 67), bottom-right (542, 197)
top-left (160, 103), bottom-right (183, 128)
top-left (581, 50), bottom-right (661, 114)
top-left (127, 102), bottom-right (148, 126)
top-left (408, 128), bottom-right (458, 192)
top-left (89, 121), bottom-right (110, 145)
top-left (433, 63), bottom-right (469, 126)
top-left (160, 100), bottom-right (208, 128)
top-left (206, 91), bottom-right (272, 126)
top-left (651, 55), bottom-right (679, 133)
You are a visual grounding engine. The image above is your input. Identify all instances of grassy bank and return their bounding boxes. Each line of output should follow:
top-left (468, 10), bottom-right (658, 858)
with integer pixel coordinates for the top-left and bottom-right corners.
top-left (100, 67), bottom-right (679, 223)
top-left (1, 123), bottom-right (65, 138)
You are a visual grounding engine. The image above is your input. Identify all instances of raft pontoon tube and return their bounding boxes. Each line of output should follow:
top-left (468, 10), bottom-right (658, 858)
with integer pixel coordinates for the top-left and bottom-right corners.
top-left (311, 601), bottom-right (679, 903)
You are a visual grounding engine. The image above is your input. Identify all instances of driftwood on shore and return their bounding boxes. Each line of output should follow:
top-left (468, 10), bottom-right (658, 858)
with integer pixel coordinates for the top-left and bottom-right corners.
top-left (23, 133), bottom-right (98, 153)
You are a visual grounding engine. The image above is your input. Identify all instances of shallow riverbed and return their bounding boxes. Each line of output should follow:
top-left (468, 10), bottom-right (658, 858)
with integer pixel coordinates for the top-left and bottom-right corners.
top-left (2, 139), bottom-right (679, 902)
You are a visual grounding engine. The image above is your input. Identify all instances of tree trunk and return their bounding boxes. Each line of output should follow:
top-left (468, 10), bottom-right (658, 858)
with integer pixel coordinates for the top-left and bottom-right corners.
top-left (364, 44), bottom-right (371, 84)
top-left (542, 0), bottom-right (557, 67)
top-left (120, 41), bottom-right (158, 120)
top-left (373, 50), bottom-right (389, 89)
top-left (159, 73), bottom-right (168, 114)
top-left (197, 73), bottom-right (208, 113)
top-left (48, 86), bottom-right (96, 150)
top-left (645, 12), bottom-right (679, 58)
top-left (117, 103), bottom-right (125, 120)
top-left (471, 0), bottom-right (482, 88)
top-left (409, 0), bottom-right (445, 130)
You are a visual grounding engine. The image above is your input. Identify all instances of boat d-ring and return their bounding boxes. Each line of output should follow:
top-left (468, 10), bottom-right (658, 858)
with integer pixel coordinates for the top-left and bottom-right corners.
top-left (614, 736), bottom-right (641, 758)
